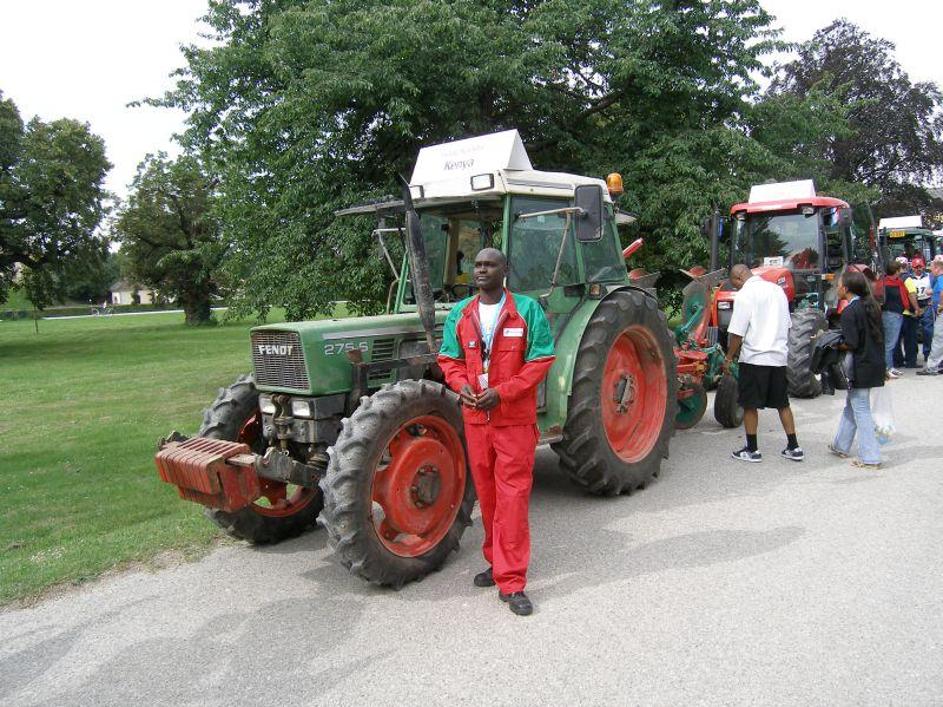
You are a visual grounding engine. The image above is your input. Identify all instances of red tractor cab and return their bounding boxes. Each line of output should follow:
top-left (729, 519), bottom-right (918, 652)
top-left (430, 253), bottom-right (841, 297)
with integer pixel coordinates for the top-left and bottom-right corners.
top-left (708, 181), bottom-right (866, 397)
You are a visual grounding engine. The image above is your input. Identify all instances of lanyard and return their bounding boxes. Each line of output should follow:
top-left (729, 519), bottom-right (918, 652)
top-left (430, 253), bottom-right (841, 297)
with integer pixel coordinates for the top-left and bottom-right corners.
top-left (480, 292), bottom-right (505, 369)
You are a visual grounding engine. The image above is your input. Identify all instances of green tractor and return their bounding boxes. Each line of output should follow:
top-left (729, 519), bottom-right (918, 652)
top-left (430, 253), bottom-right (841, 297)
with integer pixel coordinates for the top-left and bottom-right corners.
top-left (877, 216), bottom-right (938, 264)
top-left (156, 130), bottom-right (679, 587)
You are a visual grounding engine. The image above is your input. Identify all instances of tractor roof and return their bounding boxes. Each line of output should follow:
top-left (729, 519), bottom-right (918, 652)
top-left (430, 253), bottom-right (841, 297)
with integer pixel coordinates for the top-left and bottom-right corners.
top-left (731, 179), bottom-right (848, 216)
top-left (336, 130), bottom-right (611, 217)
top-left (408, 129), bottom-right (610, 203)
top-left (879, 215), bottom-right (922, 230)
top-left (730, 195), bottom-right (849, 216)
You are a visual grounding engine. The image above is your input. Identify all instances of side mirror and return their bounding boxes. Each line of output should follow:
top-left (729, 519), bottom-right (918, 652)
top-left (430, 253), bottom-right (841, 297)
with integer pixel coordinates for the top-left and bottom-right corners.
top-left (575, 184), bottom-right (604, 241)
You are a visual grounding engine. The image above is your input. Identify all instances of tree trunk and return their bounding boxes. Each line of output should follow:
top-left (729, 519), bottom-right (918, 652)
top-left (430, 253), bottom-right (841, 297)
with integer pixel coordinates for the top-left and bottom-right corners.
top-left (181, 289), bottom-right (212, 325)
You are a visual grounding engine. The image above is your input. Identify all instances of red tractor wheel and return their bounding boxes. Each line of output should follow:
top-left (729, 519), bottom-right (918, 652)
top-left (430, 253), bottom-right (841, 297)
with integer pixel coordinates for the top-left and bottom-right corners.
top-left (319, 379), bottom-right (474, 588)
top-left (554, 289), bottom-right (678, 495)
top-left (201, 375), bottom-right (322, 543)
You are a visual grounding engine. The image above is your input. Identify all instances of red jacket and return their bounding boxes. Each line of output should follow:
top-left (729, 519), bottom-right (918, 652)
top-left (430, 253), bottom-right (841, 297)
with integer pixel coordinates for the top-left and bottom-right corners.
top-left (437, 290), bottom-right (555, 426)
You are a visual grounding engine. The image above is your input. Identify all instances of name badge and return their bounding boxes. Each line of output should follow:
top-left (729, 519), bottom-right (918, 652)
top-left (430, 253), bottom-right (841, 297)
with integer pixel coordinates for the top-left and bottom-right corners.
top-left (478, 373), bottom-right (489, 389)
top-left (503, 327), bottom-right (524, 337)
top-left (466, 340), bottom-right (477, 348)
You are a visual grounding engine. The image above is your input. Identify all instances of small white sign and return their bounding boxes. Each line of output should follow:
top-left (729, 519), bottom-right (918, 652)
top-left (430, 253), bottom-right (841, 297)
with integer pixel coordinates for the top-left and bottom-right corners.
top-left (749, 180), bottom-right (816, 203)
top-left (763, 256), bottom-right (784, 267)
top-left (503, 327), bottom-right (524, 337)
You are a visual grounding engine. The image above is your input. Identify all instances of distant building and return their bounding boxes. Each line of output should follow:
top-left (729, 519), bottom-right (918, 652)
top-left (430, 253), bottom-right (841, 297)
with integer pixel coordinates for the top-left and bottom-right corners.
top-left (109, 281), bottom-right (154, 305)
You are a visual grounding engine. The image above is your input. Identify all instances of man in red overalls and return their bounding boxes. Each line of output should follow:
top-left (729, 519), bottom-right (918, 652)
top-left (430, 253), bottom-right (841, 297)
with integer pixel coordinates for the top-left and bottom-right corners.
top-left (438, 248), bottom-right (555, 616)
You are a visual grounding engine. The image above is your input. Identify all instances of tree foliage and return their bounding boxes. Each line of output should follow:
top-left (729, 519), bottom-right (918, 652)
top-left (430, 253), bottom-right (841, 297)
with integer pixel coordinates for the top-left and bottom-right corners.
top-left (115, 153), bottom-right (224, 324)
top-left (0, 90), bottom-right (111, 308)
top-left (769, 19), bottom-right (943, 217)
top-left (157, 1), bottom-right (857, 316)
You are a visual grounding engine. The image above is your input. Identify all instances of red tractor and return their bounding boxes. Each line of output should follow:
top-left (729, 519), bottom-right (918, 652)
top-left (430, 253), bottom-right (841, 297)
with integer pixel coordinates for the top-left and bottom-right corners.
top-left (706, 181), bottom-right (873, 397)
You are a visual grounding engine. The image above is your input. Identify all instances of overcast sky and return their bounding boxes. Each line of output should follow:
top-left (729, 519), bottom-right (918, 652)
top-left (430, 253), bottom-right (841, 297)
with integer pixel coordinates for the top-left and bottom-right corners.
top-left (2, 0), bottom-right (941, 201)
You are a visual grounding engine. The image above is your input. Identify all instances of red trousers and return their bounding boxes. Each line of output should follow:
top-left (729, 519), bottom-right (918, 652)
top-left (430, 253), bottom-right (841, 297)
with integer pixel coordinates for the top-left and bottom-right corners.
top-left (464, 422), bottom-right (537, 593)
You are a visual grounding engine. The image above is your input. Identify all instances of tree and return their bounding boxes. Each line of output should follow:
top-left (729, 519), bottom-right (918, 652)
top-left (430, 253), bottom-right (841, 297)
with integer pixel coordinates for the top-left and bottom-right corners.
top-left (769, 19), bottom-right (943, 217)
top-left (153, 0), bottom-right (816, 317)
top-left (0, 90), bottom-right (111, 308)
top-left (114, 153), bottom-right (224, 324)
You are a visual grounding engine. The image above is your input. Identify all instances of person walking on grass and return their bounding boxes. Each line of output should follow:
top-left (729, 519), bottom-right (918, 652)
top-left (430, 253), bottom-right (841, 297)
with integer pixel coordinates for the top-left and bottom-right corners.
top-left (437, 248), bottom-right (555, 617)
top-left (916, 258), bottom-right (943, 376)
top-left (723, 264), bottom-right (803, 463)
top-left (829, 270), bottom-right (885, 469)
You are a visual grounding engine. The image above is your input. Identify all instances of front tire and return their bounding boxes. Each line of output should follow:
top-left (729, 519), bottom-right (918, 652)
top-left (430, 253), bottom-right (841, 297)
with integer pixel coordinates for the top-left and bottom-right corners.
top-left (319, 380), bottom-right (474, 588)
top-left (201, 374), bottom-right (323, 543)
top-left (713, 373), bottom-right (744, 428)
top-left (553, 289), bottom-right (678, 496)
top-left (787, 309), bottom-right (827, 398)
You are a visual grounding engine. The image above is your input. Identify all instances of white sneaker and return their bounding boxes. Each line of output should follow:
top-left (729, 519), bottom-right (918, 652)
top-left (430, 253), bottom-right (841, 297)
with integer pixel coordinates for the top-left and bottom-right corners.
top-left (732, 447), bottom-right (762, 463)
top-left (781, 447), bottom-right (804, 462)
top-left (887, 368), bottom-right (902, 379)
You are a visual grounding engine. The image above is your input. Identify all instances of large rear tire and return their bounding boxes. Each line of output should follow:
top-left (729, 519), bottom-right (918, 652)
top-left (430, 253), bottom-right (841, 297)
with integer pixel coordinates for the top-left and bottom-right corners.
top-left (787, 309), bottom-right (827, 398)
top-left (319, 379), bottom-right (475, 588)
top-left (201, 374), bottom-right (323, 544)
top-left (553, 289), bottom-right (678, 496)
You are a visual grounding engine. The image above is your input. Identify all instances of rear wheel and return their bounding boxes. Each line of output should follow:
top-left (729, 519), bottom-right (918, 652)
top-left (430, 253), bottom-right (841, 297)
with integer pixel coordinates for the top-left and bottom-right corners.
top-left (787, 309), bottom-right (827, 398)
top-left (201, 374), bottom-right (323, 544)
top-left (319, 379), bottom-right (474, 588)
top-left (553, 289), bottom-right (678, 495)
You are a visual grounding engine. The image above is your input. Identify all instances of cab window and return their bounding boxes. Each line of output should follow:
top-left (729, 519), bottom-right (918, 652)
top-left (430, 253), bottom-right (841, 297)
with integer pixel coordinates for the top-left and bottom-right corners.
top-left (508, 196), bottom-right (578, 292)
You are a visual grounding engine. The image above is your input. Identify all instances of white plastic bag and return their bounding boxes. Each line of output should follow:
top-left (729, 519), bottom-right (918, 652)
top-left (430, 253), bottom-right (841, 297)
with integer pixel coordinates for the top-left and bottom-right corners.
top-left (871, 386), bottom-right (896, 445)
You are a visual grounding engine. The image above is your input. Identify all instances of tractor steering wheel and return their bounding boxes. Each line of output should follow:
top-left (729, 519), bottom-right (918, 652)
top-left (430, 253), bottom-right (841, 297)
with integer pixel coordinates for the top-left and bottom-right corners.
top-left (445, 283), bottom-right (472, 300)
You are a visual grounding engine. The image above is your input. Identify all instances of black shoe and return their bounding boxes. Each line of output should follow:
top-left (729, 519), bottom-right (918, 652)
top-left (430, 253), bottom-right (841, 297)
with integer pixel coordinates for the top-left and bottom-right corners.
top-left (473, 567), bottom-right (495, 587)
top-left (916, 368), bottom-right (939, 376)
top-left (499, 590), bottom-right (533, 616)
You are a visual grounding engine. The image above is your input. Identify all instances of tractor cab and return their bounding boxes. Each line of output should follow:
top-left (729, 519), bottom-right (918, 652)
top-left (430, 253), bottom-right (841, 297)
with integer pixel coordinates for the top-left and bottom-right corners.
top-left (878, 216), bottom-right (937, 266)
top-left (723, 181), bottom-right (854, 312)
top-left (338, 129), bottom-right (629, 320)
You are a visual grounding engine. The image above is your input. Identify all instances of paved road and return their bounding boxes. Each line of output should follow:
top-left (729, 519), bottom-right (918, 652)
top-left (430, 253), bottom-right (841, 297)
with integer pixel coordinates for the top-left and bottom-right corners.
top-left (2, 375), bottom-right (941, 706)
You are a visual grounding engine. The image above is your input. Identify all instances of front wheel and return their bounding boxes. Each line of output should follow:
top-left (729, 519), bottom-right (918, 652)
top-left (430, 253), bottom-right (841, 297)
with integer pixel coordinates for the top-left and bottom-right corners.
top-left (787, 309), bottom-right (827, 398)
top-left (553, 289), bottom-right (678, 496)
top-left (713, 373), bottom-right (744, 428)
top-left (201, 374), bottom-right (323, 544)
top-left (319, 379), bottom-right (475, 588)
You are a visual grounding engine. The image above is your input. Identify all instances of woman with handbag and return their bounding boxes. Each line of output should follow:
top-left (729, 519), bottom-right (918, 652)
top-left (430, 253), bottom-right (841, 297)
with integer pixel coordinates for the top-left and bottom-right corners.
top-left (830, 269), bottom-right (886, 469)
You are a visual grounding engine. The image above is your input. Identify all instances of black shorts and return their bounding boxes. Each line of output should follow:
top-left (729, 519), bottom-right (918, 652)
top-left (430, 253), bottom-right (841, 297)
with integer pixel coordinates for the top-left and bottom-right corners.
top-left (737, 362), bottom-right (790, 410)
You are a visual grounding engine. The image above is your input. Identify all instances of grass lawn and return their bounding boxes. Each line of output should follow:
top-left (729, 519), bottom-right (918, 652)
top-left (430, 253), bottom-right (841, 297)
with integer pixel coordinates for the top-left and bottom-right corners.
top-left (0, 309), bottom-right (331, 604)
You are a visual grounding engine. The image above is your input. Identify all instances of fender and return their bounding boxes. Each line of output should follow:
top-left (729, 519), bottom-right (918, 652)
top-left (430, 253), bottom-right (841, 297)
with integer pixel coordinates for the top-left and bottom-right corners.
top-left (540, 285), bottom-right (659, 437)
top-left (753, 266), bottom-right (796, 302)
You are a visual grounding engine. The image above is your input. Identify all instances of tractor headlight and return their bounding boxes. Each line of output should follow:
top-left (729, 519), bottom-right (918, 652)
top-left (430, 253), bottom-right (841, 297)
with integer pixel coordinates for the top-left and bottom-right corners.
top-left (717, 301), bottom-right (732, 310)
top-left (259, 395), bottom-right (276, 415)
top-left (291, 399), bottom-right (313, 418)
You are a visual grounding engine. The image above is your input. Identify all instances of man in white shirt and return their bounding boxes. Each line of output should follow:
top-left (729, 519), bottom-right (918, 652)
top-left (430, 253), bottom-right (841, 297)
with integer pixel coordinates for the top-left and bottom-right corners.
top-left (723, 264), bottom-right (803, 462)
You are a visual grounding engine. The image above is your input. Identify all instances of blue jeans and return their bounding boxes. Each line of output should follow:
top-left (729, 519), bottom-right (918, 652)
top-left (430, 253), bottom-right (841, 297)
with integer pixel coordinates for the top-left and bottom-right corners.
top-left (832, 388), bottom-right (881, 465)
top-left (896, 315), bottom-right (918, 367)
top-left (882, 311), bottom-right (903, 369)
top-left (919, 305), bottom-right (934, 360)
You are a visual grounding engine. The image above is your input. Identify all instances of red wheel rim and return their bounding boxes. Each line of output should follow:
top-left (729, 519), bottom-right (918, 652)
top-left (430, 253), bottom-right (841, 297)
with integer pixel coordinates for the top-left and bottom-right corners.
top-left (370, 415), bottom-right (466, 558)
top-left (601, 326), bottom-right (668, 463)
top-left (237, 411), bottom-right (318, 518)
